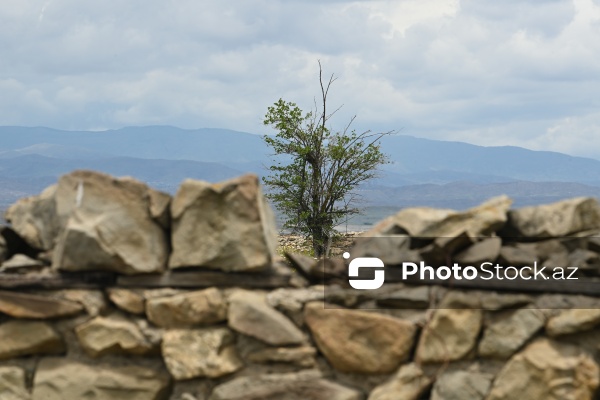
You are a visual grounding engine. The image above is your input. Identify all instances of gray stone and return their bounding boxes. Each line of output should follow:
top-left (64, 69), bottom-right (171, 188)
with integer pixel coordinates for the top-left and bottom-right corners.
top-left (267, 286), bottom-right (324, 325)
top-left (0, 366), bottom-right (29, 400)
top-left (454, 237), bottom-right (501, 265)
top-left (75, 315), bottom-right (155, 357)
top-left (162, 327), bottom-right (243, 380)
top-left (349, 235), bottom-right (415, 265)
top-left (32, 358), bottom-right (170, 400)
top-left (209, 370), bottom-right (362, 400)
top-left (284, 252), bottom-right (317, 278)
top-left (501, 197), bottom-right (600, 238)
top-left (487, 339), bottom-right (599, 400)
top-left (478, 308), bottom-right (545, 358)
top-left (546, 308), bottom-right (600, 337)
top-left (376, 286), bottom-right (430, 309)
top-left (0, 321), bottom-right (64, 359)
top-left (169, 174), bottom-right (277, 272)
top-left (147, 288), bottom-right (227, 328)
top-left (568, 248), bottom-right (600, 272)
top-left (368, 363), bottom-right (432, 400)
top-left (497, 245), bottom-right (537, 267)
top-left (480, 292), bottom-right (534, 310)
top-left (228, 290), bottom-right (304, 346)
top-left (430, 370), bottom-right (492, 400)
top-left (304, 302), bottom-right (416, 374)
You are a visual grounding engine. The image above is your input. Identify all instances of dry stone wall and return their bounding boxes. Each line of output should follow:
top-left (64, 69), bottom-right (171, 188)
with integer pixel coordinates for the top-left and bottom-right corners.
top-left (1, 170), bottom-right (600, 399)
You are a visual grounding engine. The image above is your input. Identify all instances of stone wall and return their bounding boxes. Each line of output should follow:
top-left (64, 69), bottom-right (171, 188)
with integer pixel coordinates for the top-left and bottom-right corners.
top-left (1, 170), bottom-right (600, 399)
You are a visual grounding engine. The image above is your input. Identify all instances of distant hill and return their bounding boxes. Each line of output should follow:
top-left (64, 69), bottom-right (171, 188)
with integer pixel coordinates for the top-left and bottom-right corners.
top-left (1, 125), bottom-right (600, 213)
top-left (0, 126), bottom-right (270, 163)
top-left (379, 135), bottom-right (600, 184)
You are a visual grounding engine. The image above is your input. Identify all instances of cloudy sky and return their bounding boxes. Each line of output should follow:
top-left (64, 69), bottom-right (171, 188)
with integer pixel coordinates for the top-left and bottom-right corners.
top-left (2, 0), bottom-right (600, 158)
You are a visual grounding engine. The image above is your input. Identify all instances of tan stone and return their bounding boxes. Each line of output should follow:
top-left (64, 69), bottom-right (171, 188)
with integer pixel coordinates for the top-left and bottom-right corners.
top-left (209, 370), bottom-right (362, 400)
top-left (246, 346), bottom-right (317, 367)
top-left (501, 197), bottom-right (600, 238)
top-left (367, 195), bottom-right (511, 238)
top-left (228, 290), bottom-right (304, 346)
top-left (0, 290), bottom-right (83, 319)
top-left (546, 308), bottom-right (600, 337)
top-left (487, 339), bottom-right (599, 400)
top-left (5, 184), bottom-right (60, 250)
top-left (75, 315), bottom-right (154, 357)
top-left (147, 288), bottom-right (227, 328)
top-left (368, 363), bottom-right (432, 400)
top-left (416, 292), bottom-right (482, 363)
top-left (0, 321), bottom-right (64, 359)
top-left (0, 366), bottom-right (29, 400)
top-left (479, 308), bottom-right (545, 358)
top-left (169, 174), bottom-right (277, 272)
top-left (50, 289), bottom-right (107, 316)
top-left (162, 327), bottom-right (242, 380)
top-left (0, 254), bottom-right (44, 272)
top-left (304, 302), bottom-right (416, 374)
top-left (5, 170), bottom-right (170, 274)
top-left (32, 358), bottom-right (170, 400)
top-left (107, 288), bottom-right (145, 315)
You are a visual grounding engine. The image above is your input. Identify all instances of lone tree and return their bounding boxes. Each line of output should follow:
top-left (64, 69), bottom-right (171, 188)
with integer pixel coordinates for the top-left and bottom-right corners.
top-left (263, 62), bottom-right (392, 257)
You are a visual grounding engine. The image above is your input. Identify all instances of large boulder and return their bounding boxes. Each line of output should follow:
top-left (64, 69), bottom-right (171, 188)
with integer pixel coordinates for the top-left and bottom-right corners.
top-left (32, 358), bottom-right (170, 400)
top-left (5, 170), bottom-right (170, 275)
top-left (367, 195), bottom-right (511, 239)
top-left (486, 339), bottom-right (599, 400)
top-left (500, 197), bottom-right (600, 238)
top-left (304, 302), bottom-right (416, 374)
top-left (169, 174), bottom-right (277, 272)
top-left (209, 370), bottom-right (362, 400)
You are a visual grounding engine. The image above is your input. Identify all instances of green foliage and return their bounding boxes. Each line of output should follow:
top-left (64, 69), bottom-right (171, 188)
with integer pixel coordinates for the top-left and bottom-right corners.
top-left (263, 63), bottom-right (391, 257)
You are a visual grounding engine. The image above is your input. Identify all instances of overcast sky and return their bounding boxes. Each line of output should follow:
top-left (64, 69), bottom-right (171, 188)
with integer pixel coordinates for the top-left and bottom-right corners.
top-left (2, 0), bottom-right (600, 158)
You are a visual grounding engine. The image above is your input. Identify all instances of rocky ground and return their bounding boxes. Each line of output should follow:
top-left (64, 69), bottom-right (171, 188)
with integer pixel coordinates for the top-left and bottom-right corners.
top-left (277, 232), bottom-right (361, 258)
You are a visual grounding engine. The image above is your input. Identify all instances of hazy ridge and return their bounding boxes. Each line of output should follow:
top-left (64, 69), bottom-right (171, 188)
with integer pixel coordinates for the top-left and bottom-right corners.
top-left (1, 125), bottom-right (600, 220)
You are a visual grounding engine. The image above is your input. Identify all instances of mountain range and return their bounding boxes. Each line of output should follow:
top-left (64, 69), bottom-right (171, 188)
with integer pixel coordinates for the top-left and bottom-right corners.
top-left (1, 125), bottom-right (600, 220)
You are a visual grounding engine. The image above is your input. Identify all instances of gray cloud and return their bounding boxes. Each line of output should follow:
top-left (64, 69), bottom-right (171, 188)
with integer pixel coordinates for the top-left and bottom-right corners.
top-left (1, 0), bottom-right (600, 158)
